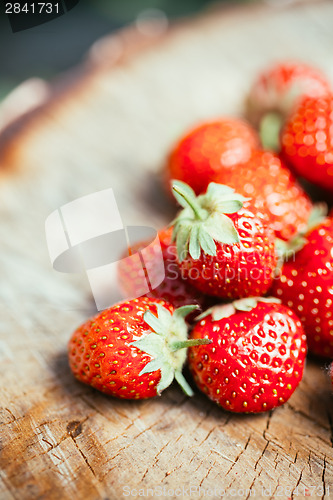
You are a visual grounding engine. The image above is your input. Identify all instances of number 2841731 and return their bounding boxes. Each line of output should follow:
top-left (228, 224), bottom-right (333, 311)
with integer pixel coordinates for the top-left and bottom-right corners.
top-left (5, 3), bottom-right (60, 14)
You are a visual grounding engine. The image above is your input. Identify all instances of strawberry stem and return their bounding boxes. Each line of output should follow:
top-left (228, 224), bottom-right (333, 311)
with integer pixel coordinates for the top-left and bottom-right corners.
top-left (172, 184), bottom-right (206, 220)
top-left (169, 338), bottom-right (212, 351)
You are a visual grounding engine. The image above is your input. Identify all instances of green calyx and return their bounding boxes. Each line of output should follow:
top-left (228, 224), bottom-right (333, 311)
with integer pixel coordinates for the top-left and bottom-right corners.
top-left (171, 180), bottom-right (249, 262)
top-left (305, 202), bottom-right (328, 232)
top-left (275, 202), bottom-right (328, 272)
top-left (130, 304), bottom-right (212, 396)
top-left (197, 296), bottom-right (281, 322)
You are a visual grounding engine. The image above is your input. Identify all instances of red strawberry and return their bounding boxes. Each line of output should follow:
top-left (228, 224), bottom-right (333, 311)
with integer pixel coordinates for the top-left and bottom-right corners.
top-left (188, 297), bottom-right (307, 413)
top-left (117, 227), bottom-right (209, 318)
top-left (68, 296), bottom-right (211, 399)
top-left (246, 61), bottom-right (330, 150)
top-left (165, 119), bottom-right (259, 195)
top-left (271, 213), bottom-right (333, 358)
top-left (281, 95), bottom-right (333, 193)
top-left (213, 150), bottom-right (312, 241)
top-left (171, 180), bottom-right (277, 299)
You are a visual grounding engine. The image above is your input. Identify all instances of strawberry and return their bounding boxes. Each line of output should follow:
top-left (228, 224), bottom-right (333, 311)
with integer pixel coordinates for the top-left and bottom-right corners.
top-left (246, 61), bottom-right (330, 150)
top-left (68, 297), bottom-right (211, 399)
top-left (171, 180), bottom-right (277, 299)
top-left (117, 227), bottom-right (209, 319)
top-left (271, 213), bottom-right (333, 358)
top-left (188, 297), bottom-right (307, 413)
top-left (213, 150), bottom-right (312, 241)
top-left (281, 95), bottom-right (333, 193)
top-left (165, 119), bottom-right (259, 195)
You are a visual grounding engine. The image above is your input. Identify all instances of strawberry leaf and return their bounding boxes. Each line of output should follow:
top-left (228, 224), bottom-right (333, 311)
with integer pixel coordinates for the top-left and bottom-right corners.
top-left (156, 363), bottom-right (175, 394)
top-left (139, 356), bottom-right (163, 376)
top-left (156, 304), bottom-right (173, 327)
top-left (197, 303), bottom-right (235, 321)
top-left (171, 180), bottom-right (244, 262)
top-left (213, 198), bottom-right (246, 214)
top-left (306, 202), bottom-right (328, 232)
top-left (189, 225), bottom-right (201, 260)
top-left (143, 311), bottom-right (165, 335)
top-left (174, 371), bottom-right (194, 397)
top-left (233, 297), bottom-right (259, 312)
top-left (175, 221), bottom-right (191, 262)
top-left (254, 297), bottom-right (281, 304)
top-left (131, 303), bottom-right (212, 397)
top-left (205, 183), bottom-right (236, 198)
top-left (198, 226), bottom-right (216, 256)
top-left (172, 180), bottom-right (197, 208)
top-left (131, 332), bottom-right (165, 358)
top-left (198, 296), bottom-right (282, 322)
top-left (203, 213), bottom-right (240, 245)
top-left (173, 305), bottom-right (198, 319)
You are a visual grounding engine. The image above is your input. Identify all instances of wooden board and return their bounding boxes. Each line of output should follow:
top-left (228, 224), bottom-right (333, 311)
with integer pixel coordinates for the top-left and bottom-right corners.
top-left (1, 1), bottom-right (333, 498)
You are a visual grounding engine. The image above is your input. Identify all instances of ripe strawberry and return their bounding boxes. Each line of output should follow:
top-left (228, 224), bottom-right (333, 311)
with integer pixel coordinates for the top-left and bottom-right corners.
top-left (188, 297), bottom-right (307, 413)
top-left (213, 150), bottom-right (312, 241)
top-left (68, 297), bottom-right (211, 399)
top-left (165, 119), bottom-right (259, 195)
top-left (171, 180), bottom-right (277, 299)
top-left (246, 62), bottom-right (330, 150)
top-left (271, 214), bottom-right (333, 358)
top-left (281, 95), bottom-right (333, 193)
top-left (117, 227), bottom-right (209, 319)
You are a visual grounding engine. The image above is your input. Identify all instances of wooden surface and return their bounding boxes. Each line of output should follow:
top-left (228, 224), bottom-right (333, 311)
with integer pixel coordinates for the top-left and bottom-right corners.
top-left (1, 1), bottom-right (333, 498)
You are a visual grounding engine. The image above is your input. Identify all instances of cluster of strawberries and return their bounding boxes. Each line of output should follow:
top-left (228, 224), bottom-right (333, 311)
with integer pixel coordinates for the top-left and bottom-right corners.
top-left (69, 62), bottom-right (333, 414)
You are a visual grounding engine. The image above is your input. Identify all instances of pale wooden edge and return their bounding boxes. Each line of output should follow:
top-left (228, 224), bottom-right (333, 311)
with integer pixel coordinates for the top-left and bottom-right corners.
top-left (0, 0), bottom-right (325, 169)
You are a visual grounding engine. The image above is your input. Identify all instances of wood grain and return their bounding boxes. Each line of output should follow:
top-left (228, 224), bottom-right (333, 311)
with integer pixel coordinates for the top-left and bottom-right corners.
top-left (1, 1), bottom-right (333, 499)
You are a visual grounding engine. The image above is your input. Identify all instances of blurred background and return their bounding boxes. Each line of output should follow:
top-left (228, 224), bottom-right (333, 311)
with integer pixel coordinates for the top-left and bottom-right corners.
top-left (0, 0), bottom-right (255, 101)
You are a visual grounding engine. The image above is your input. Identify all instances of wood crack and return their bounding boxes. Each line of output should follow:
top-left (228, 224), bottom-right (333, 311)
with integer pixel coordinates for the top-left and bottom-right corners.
top-left (263, 410), bottom-right (273, 440)
top-left (80, 395), bottom-right (132, 424)
top-left (245, 473), bottom-right (259, 500)
top-left (254, 440), bottom-right (269, 470)
top-left (4, 408), bottom-right (17, 423)
top-left (291, 469), bottom-right (303, 499)
top-left (225, 434), bottom-right (251, 476)
top-left (70, 437), bottom-right (97, 479)
top-left (269, 481), bottom-right (281, 500)
top-left (326, 410), bottom-right (333, 448)
top-left (139, 438), bottom-right (172, 482)
top-left (286, 402), bottom-right (329, 430)
top-left (199, 459), bottom-right (216, 487)
top-left (321, 455), bottom-right (327, 500)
